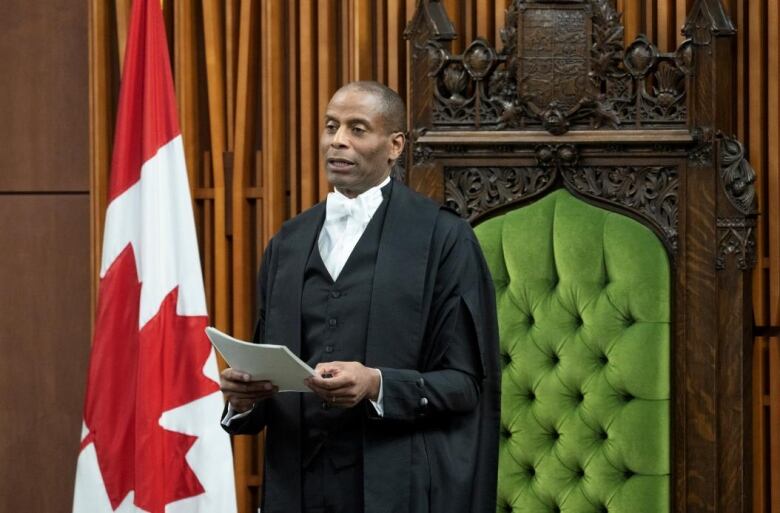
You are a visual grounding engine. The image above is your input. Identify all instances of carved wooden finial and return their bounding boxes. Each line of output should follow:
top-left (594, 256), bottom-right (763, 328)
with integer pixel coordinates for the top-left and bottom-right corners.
top-left (683, 0), bottom-right (736, 44)
top-left (403, 0), bottom-right (456, 42)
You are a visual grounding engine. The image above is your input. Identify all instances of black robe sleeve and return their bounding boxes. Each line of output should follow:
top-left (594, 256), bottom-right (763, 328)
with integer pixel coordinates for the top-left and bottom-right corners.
top-left (372, 214), bottom-right (493, 423)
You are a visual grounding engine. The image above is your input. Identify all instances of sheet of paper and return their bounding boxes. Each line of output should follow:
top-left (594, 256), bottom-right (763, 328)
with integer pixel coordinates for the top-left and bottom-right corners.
top-left (205, 326), bottom-right (315, 393)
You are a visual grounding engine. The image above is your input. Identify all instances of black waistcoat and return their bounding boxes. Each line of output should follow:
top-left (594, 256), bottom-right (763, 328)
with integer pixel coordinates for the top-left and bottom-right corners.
top-left (300, 191), bottom-right (389, 470)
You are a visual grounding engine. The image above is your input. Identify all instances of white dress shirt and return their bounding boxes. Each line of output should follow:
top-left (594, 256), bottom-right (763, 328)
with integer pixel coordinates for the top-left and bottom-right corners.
top-left (223, 177), bottom-right (390, 426)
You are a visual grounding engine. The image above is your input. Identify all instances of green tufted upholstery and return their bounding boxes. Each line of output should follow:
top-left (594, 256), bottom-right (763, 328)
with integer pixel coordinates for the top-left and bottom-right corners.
top-left (474, 189), bottom-right (670, 513)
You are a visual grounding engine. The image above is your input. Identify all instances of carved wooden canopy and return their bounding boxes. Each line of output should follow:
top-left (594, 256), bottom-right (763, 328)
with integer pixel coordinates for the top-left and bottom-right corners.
top-left (404, 1), bottom-right (755, 513)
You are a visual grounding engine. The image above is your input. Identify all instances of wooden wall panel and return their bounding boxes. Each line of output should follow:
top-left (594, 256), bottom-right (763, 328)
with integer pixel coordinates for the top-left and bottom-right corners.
top-left (0, 196), bottom-right (91, 513)
top-left (0, 0), bottom-right (89, 191)
top-left (87, 2), bottom-right (780, 513)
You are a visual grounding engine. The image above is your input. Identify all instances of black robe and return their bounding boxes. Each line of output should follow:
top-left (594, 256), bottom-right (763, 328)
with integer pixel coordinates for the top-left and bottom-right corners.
top-left (223, 180), bottom-right (500, 513)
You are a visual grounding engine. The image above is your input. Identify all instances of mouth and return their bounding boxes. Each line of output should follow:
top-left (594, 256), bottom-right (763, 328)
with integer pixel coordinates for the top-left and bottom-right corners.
top-left (326, 157), bottom-right (356, 171)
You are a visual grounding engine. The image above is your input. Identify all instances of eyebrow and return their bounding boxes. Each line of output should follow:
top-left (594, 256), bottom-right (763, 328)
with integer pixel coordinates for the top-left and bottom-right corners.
top-left (324, 114), bottom-right (374, 127)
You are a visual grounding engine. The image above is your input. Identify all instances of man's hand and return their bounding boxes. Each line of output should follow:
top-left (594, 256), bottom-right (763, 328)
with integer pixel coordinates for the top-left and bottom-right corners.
top-left (220, 368), bottom-right (278, 413)
top-left (305, 361), bottom-right (381, 408)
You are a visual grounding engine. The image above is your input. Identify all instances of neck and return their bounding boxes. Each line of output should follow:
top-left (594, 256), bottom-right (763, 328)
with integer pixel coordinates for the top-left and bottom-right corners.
top-left (337, 174), bottom-right (390, 199)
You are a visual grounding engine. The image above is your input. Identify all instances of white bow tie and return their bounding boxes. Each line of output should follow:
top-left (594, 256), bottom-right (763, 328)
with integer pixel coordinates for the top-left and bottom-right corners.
top-left (325, 188), bottom-right (383, 226)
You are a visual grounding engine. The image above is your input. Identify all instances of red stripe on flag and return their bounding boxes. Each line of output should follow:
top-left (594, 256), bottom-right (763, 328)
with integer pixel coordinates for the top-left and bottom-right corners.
top-left (109, 0), bottom-right (180, 202)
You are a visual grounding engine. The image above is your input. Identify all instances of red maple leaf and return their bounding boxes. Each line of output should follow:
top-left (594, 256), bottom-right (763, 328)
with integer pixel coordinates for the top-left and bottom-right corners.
top-left (84, 245), bottom-right (219, 512)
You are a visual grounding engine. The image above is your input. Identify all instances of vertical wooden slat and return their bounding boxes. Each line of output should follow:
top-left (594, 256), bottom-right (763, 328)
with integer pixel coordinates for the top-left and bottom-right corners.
top-left (230, 4), bottom-right (259, 511)
top-left (201, 0), bottom-right (229, 331)
top-left (343, 0), bottom-right (354, 84)
top-left (231, 0), bottom-right (258, 355)
top-left (495, 0), bottom-right (507, 50)
top-left (771, 337), bottom-right (780, 513)
top-left (89, 0), bottom-right (115, 328)
top-left (115, 0), bottom-right (132, 70)
top-left (317, 0), bottom-right (339, 198)
top-left (299, 0), bottom-right (319, 209)
top-left (749, 0), bottom-right (767, 326)
top-left (645, 0), bottom-right (656, 44)
top-left (387, 0), bottom-right (405, 91)
top-left (767, 12), bottom-right (780, 509)
top-left (225, 0), bottom-right (240, 150)
top-left (173, 0), bottom-right (201, 201)
top-left (444, 0), bottom-right (463, 52)
top-left (477, 0), bottom-right (492, 40)
top-left (261, 0), bottom-right (287, 244)
top-left (675, 0), bottom-right (689, 47)
top-left (627, 1), bottom-right (641, 45)
top-left (656, 0), bottom-right (672, 51)
top-left (464, 0), bottom-right (476, 47)
top-left (754, 337), bottom-right (768, 513)
top-left (376, 0), bottom-right (387, 83)
top-left (288, 0), bottom-right (300, 217)
top-left (769, 0), bottom-right (780, 329)
top-left (353, 0), bottom-right (374, 80)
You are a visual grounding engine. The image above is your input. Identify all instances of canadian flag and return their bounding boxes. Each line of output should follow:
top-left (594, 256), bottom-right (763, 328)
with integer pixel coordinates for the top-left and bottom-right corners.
top-left (72, 0), bottom-right (236, 512)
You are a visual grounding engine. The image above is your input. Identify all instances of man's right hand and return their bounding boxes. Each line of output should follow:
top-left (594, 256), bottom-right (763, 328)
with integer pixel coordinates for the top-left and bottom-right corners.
top-left (220, 368), bottom-right (278, 412)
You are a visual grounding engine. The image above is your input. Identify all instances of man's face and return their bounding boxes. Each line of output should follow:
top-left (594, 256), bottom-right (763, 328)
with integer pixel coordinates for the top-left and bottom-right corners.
top-left (320, 88), bottom-right (404, 198)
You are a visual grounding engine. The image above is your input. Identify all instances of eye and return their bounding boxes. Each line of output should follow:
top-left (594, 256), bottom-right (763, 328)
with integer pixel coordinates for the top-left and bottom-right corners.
top-left (325, 122), bottom-right (338, 133)
top-left (351, 125), bottom-right (366, 135)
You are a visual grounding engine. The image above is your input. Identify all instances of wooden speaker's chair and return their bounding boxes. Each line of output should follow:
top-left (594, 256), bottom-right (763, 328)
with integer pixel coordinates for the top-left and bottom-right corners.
top-left (404, 2), bottom-right (755, 513)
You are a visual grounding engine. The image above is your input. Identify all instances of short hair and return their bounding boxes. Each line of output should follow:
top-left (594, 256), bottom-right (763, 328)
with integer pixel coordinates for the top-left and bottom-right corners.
top-left (336, 81), bottom-right (407, 134)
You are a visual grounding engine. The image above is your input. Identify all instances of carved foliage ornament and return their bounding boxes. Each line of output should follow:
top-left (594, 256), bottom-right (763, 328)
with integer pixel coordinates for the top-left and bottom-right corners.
top-left (562, 165), bottom-right (679, 251)
top-left (716, 217), bottom-right (756, 271)
top-left (445, 161), bottom-right (679, 254)
top-left (718, 135), bottom-right (757, 215)
top-left (444, 167), bottom-right (557, 222)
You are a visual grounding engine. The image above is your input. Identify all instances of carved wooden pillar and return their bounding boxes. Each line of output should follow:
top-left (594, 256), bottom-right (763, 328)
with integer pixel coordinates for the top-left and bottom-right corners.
top-left (683, 3), bottom-right (755, 513)
top-left (404, 0), bottom-right (455, 199)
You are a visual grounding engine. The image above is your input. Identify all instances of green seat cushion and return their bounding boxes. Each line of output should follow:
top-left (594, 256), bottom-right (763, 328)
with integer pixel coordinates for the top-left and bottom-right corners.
top-left (475, 189), bottom-right (670, 513)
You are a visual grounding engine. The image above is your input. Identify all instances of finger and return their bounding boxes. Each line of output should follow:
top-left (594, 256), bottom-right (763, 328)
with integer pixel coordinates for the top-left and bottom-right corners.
top-left (221, 368), bottom-right (253, 383)
top-left (307, 373), bottom-right (353, 390)
top-left (220, 380), bottom-right (276, 394)
top-left (220, 376), bottom-right (275, 392)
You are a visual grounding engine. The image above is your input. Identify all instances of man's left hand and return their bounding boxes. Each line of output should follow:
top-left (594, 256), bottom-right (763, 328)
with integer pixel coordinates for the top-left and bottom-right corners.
top-left (305, 361), bottom-right (381, 408)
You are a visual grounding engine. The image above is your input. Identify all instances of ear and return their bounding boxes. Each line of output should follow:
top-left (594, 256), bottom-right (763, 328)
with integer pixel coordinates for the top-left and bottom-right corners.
top-left (388, 131), bottom-right (405, 162)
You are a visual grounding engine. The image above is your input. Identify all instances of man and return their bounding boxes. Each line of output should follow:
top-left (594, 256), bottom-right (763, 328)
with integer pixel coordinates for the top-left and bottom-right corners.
top-left (220, 81), bottom-right (499, 513)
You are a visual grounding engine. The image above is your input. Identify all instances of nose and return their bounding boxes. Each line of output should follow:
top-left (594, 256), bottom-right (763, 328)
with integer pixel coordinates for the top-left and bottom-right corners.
top-left (330, 126), bottom-right (349, 149)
